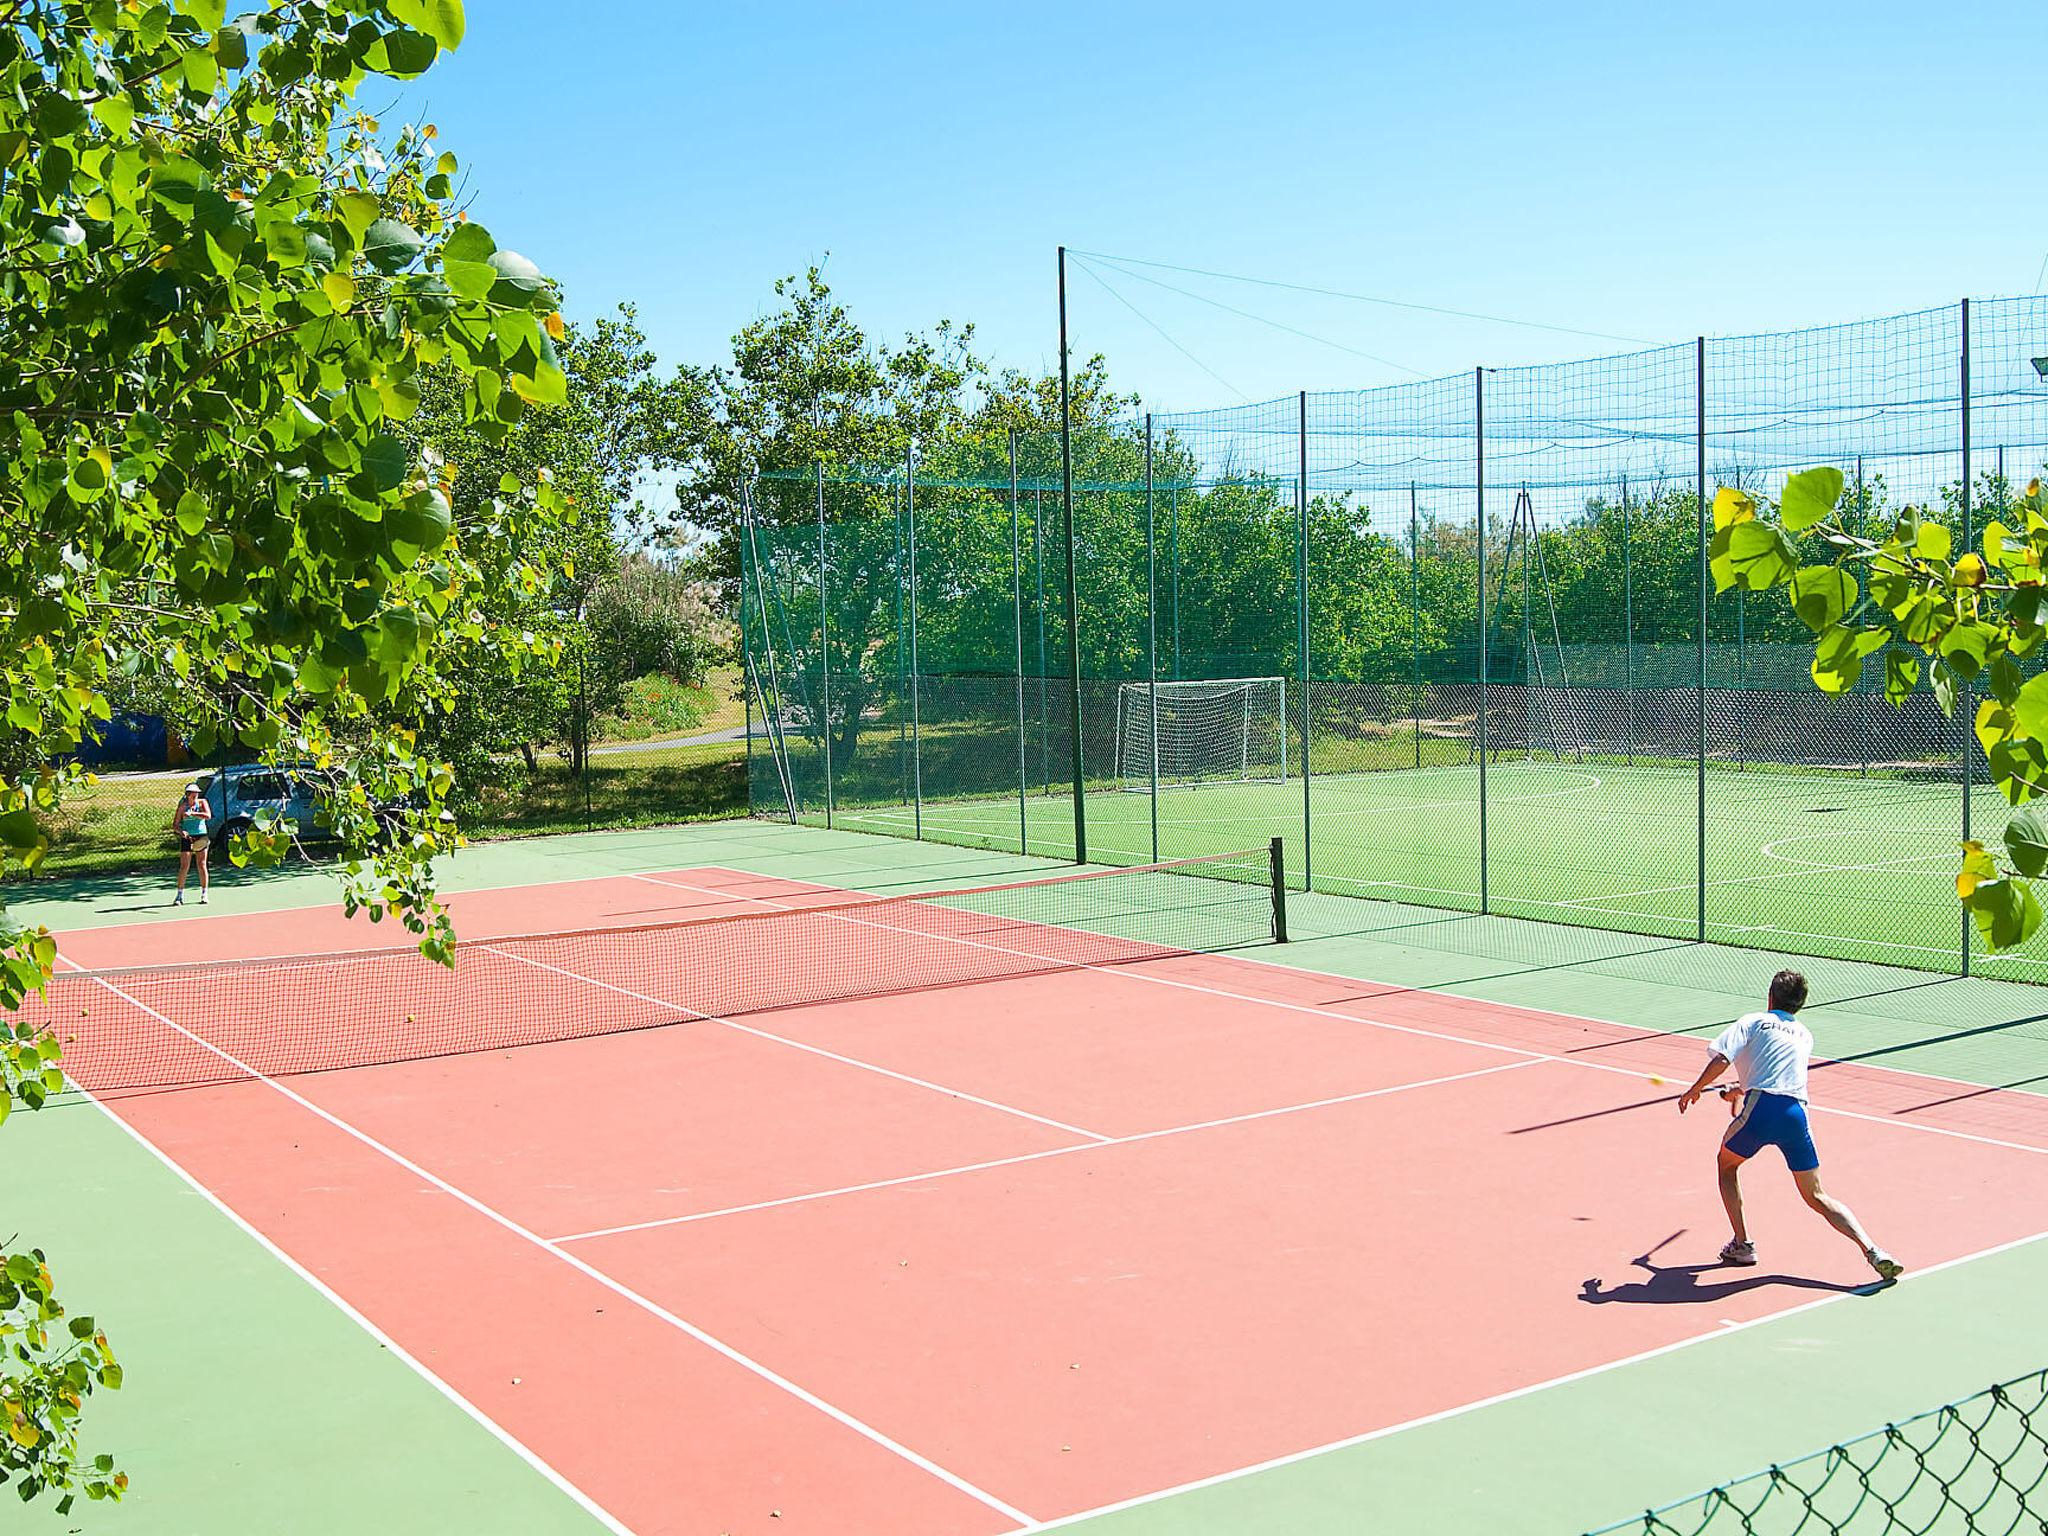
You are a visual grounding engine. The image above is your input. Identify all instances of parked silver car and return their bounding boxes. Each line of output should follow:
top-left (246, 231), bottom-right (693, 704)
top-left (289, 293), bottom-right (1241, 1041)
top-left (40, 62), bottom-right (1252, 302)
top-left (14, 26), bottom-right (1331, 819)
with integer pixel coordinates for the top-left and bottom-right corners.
top-left (189, 763), bottom-right (330, 845)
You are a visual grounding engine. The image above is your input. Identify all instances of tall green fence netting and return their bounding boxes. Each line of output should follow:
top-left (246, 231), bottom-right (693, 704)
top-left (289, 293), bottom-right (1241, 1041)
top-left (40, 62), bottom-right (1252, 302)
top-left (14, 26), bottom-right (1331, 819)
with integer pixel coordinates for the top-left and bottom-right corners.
top-left (743, 296), bottom-right (2048, 985)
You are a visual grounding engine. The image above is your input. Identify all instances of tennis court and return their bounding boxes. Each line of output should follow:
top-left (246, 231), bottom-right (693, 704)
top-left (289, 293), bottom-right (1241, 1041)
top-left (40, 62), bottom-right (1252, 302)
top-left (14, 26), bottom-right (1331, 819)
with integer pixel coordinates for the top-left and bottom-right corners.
top-left (15, 819), bottom-right (2048, 1534)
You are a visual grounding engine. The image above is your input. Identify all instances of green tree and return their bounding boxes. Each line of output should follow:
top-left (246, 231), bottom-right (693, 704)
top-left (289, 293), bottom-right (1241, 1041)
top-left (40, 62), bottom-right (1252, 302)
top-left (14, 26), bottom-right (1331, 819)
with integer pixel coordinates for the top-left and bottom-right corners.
top-left (0, 2), bottom-right (570, 1509)
top-left (403, 304), bottom-right (698, 786)
top-left (1708, 467), bottom-right (2048, 950)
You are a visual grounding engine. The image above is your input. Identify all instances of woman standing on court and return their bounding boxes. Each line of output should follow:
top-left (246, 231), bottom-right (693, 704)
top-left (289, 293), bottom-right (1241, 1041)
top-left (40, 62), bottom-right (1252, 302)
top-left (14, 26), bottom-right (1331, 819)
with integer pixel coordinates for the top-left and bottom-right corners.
top-left (173, 781), bottom-right (211, 906)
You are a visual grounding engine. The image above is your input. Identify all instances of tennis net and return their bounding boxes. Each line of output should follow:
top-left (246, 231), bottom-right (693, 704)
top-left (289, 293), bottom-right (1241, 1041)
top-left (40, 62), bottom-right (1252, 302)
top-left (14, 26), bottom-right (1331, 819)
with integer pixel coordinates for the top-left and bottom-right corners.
top-left (25, 844), bottom-right (1287, 1095)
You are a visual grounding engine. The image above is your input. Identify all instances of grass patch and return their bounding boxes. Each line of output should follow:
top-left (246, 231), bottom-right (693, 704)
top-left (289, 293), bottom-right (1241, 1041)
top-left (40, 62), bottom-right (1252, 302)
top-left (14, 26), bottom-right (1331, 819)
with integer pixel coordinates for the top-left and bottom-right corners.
top-left (594, 665), bottom-right (745, 744)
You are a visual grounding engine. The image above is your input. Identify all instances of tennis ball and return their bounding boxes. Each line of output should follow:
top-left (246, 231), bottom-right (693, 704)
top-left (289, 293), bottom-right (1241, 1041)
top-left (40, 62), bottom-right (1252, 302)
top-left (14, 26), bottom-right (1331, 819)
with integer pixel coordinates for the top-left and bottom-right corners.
top-left (1649, 1075), bottom-right (1666, 1086)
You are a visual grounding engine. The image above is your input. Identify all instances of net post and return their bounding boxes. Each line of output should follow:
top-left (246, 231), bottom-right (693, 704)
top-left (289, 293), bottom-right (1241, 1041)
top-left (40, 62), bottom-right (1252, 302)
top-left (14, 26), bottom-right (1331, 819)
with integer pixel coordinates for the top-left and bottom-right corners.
top-left (815, 460), bottom-right (834, 829)
top-left (1475, 366), bottom-right (1489, 915)
top-left (1058, 246), bottom-right (1088, 864)
top-left (1145, 413), bottom-right (1160, 862)
top-left (1269, 836), bottom-right (1289, 943)
top-left (906, 439), bottom-right (924, 839)
top-left (1297, 389), bottom-right (1312, 892)
top-left (1695, 334), bottom-right (1708, 945)
top-left (1010, 429), bottom-right (1028, 855)
top-left (1961, 297), bottom-right (1973, 976)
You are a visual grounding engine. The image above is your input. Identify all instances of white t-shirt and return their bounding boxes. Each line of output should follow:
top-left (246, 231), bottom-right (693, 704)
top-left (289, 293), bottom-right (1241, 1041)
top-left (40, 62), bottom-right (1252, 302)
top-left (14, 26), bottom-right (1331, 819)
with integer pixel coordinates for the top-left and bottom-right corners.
top-left (1709, 1010), bottom-right (1812, 1100)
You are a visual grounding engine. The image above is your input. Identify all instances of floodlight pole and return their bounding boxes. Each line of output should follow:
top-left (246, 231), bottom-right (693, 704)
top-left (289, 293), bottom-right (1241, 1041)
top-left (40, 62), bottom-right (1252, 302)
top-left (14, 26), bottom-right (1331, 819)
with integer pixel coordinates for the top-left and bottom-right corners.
top-left (1058, 246), bottom-right (1087, 863)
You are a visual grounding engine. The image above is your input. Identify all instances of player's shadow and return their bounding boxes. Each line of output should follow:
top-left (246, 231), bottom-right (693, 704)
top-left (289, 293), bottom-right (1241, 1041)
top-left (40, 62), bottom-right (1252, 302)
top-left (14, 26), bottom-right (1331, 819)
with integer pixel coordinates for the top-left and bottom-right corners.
top-left (1578, 1233), bottom-right (1874, 1305)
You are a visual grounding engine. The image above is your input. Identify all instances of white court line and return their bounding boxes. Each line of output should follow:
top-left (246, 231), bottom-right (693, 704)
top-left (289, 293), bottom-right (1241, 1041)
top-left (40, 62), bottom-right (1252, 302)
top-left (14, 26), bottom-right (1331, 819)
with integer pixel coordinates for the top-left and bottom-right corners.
top-left (1013, 1227), bottom-right (2048, 1534)
top-left (481, 944), bottom-right (1112, 1144)
top-left (645, 870), bottom-right (2048, 1161)
top-left (69, 965), bottom-right (1037, 1527)
top-left (551, 1059), bottom-right (1543, 1245)
top-left (49, 958), bottom-right (642, 1536)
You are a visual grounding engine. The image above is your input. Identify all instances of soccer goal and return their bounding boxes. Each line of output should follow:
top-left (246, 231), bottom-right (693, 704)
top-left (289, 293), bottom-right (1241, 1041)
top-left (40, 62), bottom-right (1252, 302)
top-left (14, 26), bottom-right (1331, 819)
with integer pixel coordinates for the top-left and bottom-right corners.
top-left (1113, 678), bottom-right (1290, 791)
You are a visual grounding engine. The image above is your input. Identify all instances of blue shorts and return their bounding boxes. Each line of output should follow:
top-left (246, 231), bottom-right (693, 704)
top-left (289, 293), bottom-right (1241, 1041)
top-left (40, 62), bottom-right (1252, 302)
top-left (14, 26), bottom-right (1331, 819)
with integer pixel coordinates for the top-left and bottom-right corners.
top-left (1723, 1090), bottom-right (1819, 1172)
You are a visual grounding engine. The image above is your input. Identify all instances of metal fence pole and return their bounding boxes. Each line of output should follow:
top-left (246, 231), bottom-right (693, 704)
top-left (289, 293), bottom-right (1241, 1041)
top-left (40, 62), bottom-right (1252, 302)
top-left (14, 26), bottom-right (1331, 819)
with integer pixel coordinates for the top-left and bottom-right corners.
top-left (1961, 297), bottom-right (1973, 976)
top-left (741, 505), bottom-right (754, 815)
top-left (1145, 414), bottom-right (1160, 861)
top-left (815, 461), bottom-right (834, 828)
top-left (1057, 246), bottom-right (1088, 863)
top-left (1170, 483), bottom-right (1182, 680)
top-left (1695, 335), bottom-right (1708, 945)
top-left (1475, 366), bottom-right (1489, 914)
top-left (1411, 481), bottom-right (1422, 770)
top-left (1036, 487), bottom-right (1049, 795)
top-left (1857, 456), bottom-right (1871, 777)
top-left (1622, 474), bottom-right (1635, 765)
top-left (906, 441), bottom-right (923, 839)
top-left (895, 479), bottom-right (907, 802)
top-left (1010, 430), bottom-right (1028, 855)
top-left (1296, 390), bottom-right (1312, 891)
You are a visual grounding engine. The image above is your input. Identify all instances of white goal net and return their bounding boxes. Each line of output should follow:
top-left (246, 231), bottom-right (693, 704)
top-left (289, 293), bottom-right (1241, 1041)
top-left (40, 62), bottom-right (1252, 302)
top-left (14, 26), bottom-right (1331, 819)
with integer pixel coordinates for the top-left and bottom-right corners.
top-left (1113, 678), bottom-right (1289, 792)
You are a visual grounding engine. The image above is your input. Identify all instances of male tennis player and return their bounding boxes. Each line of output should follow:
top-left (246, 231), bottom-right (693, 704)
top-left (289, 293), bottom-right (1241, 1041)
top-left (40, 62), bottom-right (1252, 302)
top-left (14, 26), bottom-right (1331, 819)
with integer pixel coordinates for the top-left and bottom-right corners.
top-left (1677, 969), bottom-right (1903, 1282)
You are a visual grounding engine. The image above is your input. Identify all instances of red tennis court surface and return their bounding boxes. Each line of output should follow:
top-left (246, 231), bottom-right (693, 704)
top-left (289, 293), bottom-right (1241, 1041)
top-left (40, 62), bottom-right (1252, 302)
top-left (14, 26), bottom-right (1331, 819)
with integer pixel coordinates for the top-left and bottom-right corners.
top-left (53, 867), bottom-right (2048, 1535)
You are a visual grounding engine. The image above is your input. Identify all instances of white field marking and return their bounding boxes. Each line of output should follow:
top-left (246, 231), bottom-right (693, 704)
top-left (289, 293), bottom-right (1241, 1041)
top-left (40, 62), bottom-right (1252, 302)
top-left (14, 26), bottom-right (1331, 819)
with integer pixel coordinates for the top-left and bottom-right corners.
top-left (479, 944), bottom-right (1111, 1144)
top-left (1006, 1229), bottom-right (2048, 1536)
top-left (48, 959), bottom-right (642, 1536)
top-left (647, 870), bottom-right (2048, 1160)
top-left (1551, 849), bottom-right (1956, 915)
top-left (550, 1059), bottom-right (1543, 1245)
top-left (1759, 827), bottom-right (1964, 869)
top-left (69, 966), bottom-right (1038, 1527)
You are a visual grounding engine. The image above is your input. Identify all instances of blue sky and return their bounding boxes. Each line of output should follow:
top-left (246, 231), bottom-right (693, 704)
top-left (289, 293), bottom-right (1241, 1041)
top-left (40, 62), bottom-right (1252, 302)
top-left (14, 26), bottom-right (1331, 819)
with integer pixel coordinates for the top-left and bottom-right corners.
top-left (395, 2), bottom-right (2048, 409)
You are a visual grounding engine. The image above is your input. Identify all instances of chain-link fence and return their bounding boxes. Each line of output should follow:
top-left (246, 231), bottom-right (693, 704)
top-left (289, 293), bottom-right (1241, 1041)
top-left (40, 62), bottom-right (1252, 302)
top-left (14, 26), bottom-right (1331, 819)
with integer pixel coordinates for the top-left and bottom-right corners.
top-left (743, 297), bottom-right (2048, 985)
top-left (1585, 1367), bottom-right (2048, 1535)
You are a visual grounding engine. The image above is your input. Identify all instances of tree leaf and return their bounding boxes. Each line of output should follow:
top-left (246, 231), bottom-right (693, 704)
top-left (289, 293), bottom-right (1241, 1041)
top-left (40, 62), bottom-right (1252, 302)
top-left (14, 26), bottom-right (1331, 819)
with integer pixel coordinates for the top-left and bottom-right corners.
top-left (2012, 671), bottom-right (2048, 742)
top-left (1779, 466), bottom-right (1843, 532)
top-left (442, 221), bottom-right (495, 265)
top-left (1724, 521), bottom-right (1798, 591)
top-left (2007, 809), bottom-right (2048, 879)
top-left (1789, 565), bottom-right (1856, 633)
top-left (1884, 651), bottom-right (1920, 705)
top-left (361, 218), bottom-right (424, 274)
top-left (1969, 876), bottom-right (2044, 951)
top-left (1712, 486), bottom-right (1756, 531)
top-left (1810, 625), bottom-right (1888, 694)
top-left (358, 434), bottom-right (409, 492)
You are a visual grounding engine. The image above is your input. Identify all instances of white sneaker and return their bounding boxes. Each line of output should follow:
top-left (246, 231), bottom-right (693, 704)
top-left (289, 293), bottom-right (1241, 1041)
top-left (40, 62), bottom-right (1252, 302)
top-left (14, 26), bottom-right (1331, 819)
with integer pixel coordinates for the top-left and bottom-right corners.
top-left (172, 892), bottom-right (183, 906)
top-left (1866, 1247), bottom-right (1903, 1282)
top-left (198, 891), bottom-right (208, 904)
top-left (1719, 1238), bottom-right (1757, 1267)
